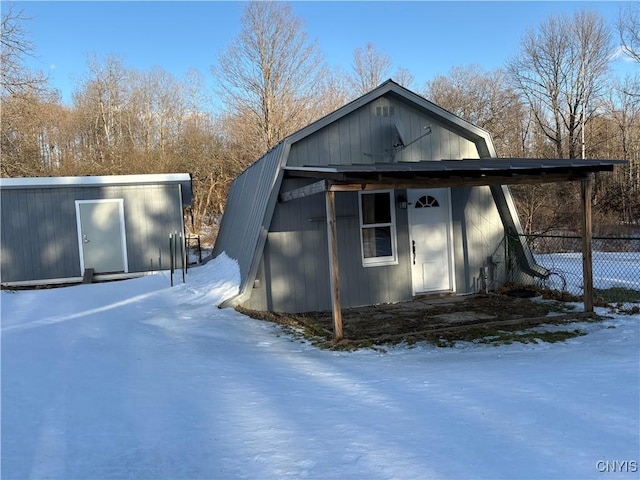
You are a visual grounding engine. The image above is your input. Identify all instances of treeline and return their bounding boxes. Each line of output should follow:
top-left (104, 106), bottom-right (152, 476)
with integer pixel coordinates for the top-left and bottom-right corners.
top-left (2, 2), bottom-right (639, 236)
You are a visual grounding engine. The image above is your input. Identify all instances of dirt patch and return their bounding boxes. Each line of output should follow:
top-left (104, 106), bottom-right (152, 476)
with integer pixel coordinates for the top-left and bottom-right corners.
top-left (237, 290), bottom-right (595, 350)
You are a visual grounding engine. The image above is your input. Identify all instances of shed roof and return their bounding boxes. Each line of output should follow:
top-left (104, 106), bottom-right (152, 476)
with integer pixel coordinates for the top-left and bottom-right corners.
top-left (283, 158), bottom-right (624, 187)
top-left (0, 173), bottom-right (193, 205)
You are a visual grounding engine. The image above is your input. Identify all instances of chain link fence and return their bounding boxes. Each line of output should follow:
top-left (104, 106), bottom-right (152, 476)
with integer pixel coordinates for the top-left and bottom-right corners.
top-left (510, 233), bottom-right (640, 313)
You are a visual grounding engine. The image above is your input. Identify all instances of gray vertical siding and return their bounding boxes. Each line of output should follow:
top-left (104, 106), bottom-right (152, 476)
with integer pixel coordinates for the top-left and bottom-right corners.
top-left (1, 183), bottom-right (184, 283)
top-left (238, 96), bottom-right (510, 312)
top-left (287, 96), bottom-right (479, 167)
top-left (243, 179), bottom-right (413, 313)
top-left (212, 142), bottom-right (286, 298)
top-left (218, 81), bottom-right (529, 313)
top-left (451, 186), bottom-right (506, 293)
top-left (244, 183), bottom-right (509, 312)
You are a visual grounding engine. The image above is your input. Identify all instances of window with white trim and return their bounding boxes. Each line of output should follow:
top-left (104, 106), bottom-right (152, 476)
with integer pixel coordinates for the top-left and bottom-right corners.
top-left (358, 190), bottom-right (398, 267)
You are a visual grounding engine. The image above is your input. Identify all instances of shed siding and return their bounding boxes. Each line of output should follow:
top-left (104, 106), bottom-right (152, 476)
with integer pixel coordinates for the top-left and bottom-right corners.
top-left (287, 96), bottom-right (479, 167)
top-left (451, 186), bottom-right (506, 293)
top-left (212, 143), bottom-right (285, 286)
top-left (1, 184), bottom-right (183, 283)
top-left (242, 179), bottom-right (413, 313)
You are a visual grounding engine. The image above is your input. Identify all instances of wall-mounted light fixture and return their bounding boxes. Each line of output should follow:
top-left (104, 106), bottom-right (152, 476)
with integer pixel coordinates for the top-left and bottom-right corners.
top-left (397, 194), bottom-right (408, 209)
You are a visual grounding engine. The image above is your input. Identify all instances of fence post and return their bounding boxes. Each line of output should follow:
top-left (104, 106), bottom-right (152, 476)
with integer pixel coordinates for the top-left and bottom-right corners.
top-left (169, 234), bottom-right (174, 287)
top-left (581, 175), bottom-right (594, 312)
top-left (180, 231), bottom-right (185, 283)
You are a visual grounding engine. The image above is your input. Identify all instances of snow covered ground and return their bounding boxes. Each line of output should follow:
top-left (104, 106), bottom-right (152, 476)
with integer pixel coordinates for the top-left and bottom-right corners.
top-left (535, 251), bottom-right (640, 297)
top-left (2, 254), bottom-right (638, 479)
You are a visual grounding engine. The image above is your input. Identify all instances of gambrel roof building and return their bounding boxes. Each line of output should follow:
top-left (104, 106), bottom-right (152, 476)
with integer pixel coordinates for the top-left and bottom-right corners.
top-left (213, 80), bottom-right (620, 337)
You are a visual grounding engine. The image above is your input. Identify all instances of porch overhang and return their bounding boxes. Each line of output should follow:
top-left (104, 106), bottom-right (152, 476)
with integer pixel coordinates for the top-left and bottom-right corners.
top-left (279, 158), bottom-right (626, 342)
top-left (281, 158), bottom-right (623, 191)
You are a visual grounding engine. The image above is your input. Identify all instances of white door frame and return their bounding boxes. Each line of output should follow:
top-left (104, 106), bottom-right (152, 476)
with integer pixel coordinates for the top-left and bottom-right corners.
top-left (75, 199), bottom-right (128, 274)
top-left (407, 188), bottom-right (456, 295)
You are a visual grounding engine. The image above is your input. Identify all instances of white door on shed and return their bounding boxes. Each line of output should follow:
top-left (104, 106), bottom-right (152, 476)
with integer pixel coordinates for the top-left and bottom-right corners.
top-left (75, 199), bottom-right (128, 274)
top-left (408, 188), bottom-right (454, 294)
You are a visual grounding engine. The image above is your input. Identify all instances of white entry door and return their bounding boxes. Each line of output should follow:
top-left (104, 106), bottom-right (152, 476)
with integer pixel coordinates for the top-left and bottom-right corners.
top-left (75, 199), bottom-right (128, 274)
top-left (408, 188), bottom-right (454, 294)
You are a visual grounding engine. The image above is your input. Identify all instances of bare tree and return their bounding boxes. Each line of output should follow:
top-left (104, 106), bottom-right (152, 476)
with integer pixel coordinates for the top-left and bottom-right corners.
top-left (508, 10), bottom-right (612, 159)
top-left (310, 66), bottom-right (352, 119)
top-left (393, 67), bottom-right (415, 91)
top-left (618, 2), bottom-right (640, 63)
top-left (350, 42), bottom-right (392, 95)
top-left (212, 1), bottom-right (324, 157)
top-left (425, 65), bottom-right (527, 157)
top-left (0, 4), bottom-right (47, 95)
top-left (72, 54), bottom-right (132, 167)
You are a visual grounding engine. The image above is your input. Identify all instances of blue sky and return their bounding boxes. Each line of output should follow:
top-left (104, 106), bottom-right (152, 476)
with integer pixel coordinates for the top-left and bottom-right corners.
top-left (16, 1), bottom-right (635, 106)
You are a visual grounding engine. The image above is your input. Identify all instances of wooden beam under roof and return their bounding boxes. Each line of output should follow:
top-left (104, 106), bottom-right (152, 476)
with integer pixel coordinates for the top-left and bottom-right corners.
top-left (278, 180), bottom-right (327, 202)
top-left (325, 173), bottom-right (592, 191)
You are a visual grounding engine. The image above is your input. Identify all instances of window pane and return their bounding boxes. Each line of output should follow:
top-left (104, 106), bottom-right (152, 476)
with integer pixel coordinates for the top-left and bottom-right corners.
top-left (362, 193), bottom-right (391, 224)
top-left (362, 227), bottom-right (392, 258)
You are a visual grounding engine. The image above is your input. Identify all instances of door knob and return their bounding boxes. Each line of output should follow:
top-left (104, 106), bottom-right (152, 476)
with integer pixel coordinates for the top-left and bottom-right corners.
top-left (83, 235), bottom-right (90, 243)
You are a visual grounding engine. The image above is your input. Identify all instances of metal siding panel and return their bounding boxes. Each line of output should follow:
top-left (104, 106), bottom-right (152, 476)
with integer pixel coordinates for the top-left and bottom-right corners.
top-left (327, 123), bottom-right (341, 166)
top-left (14, 189), bottom-right (31, 280)
top-left (450, 187), bottom-right (468, 292)
top-left (265, 233), bottom-right (292, 311)
top-left (359, 107), bottom-right (372, 165)
top-left (61, 188), bottom-right (81, 277)
top-left (349, 114), bottom-right (359, 165)
top-left (0, 190), bottom-right (23, 281)
top-left (301, 230), bottom-right (319, 312)
top-left (298, 135), bottom-right (318, 166)
top-left (41, 189), bottom-right (58, 278)
top-left (339, 119), bottom-right (352, 165)
top-left (50, 188), bottom-right (69, 277)
top-left (214, 143), bottom-right (285, 302)
top-left (464, 137), bottom-right (479, 159)
top-left (319, 127), bottom-right (331, 167)
top-left (444, 128), bottom-right (454, 159)
top-left (243, 257), bottom-right (268, 311)
top-left (370, 103), bottom-right (383, 163)
top-left (266, 184), bottom-right (329, 312)
top-left (336, 216), bottom-right (356, 307)
top-left (394, 201), bottom-right (413, 298)
top-left (430, 123), bottom-right (444, 160)
top-left (306, 133), bottom-right (320, 168)
top-left (121, 186), bottom-right (139, 271)
top-left (451, 186), bottom-right (506, 293)
top-left (288, 146), bottom-right (299, 166)
top-left (25, 189), bottom-right (44, 279)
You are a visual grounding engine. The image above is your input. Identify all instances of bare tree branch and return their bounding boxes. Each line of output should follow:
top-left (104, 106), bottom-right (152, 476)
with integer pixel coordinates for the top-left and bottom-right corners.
top-left (350, 42), bottom-right (391, 95)
top-left (212, 1), bottom-right (325, 157)
top-left (618, 2), bottom-right (640, 63)
top-left (1, 3), bottom-right (47, 95)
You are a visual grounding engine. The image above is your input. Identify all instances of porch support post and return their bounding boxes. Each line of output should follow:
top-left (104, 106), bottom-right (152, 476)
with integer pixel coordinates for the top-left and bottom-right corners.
top-left (581, 174), bottom-right (594, 312)
top-left (325, 190), bottom-right (343, 341)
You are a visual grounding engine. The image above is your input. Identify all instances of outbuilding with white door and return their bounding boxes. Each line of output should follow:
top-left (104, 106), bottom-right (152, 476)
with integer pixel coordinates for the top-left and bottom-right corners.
top-left (1, 173), bottom-right (191, 286)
